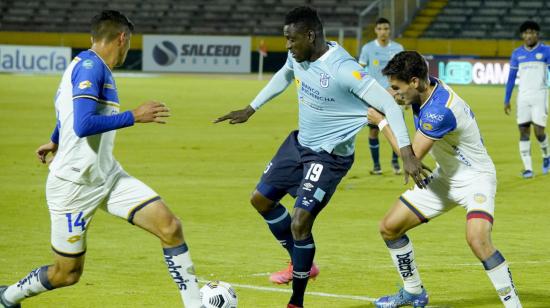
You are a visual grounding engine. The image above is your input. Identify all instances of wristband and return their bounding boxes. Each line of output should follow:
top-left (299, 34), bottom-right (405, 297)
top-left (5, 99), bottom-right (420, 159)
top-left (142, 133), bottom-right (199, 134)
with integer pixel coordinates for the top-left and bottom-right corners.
top-left (378, 119), bottom-right (388, 131)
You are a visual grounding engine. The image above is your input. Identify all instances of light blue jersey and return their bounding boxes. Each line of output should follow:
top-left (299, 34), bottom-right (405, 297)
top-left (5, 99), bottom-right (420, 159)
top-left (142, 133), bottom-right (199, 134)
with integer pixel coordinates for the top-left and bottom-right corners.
top-left (358, 40), bottom-right (404, 89)
top-left (250, 42), bottom-right (410, 156)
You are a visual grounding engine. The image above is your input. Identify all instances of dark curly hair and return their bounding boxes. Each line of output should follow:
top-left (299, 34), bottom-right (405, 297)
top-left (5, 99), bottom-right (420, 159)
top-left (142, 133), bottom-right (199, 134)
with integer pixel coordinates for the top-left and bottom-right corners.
top-left (382, 51), bottom-right (428, 82)
top-left (519, 20), bottom-right (540, 33)
top-left (284, 6), bottom-right (323, 34)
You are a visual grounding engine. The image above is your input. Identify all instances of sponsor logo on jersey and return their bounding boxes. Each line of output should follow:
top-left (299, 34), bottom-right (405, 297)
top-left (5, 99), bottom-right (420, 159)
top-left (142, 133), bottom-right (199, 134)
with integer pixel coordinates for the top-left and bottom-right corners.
top-left (536, 53), bottom-right (543, 60)
top-left (319, 73), bottom-right (330, 88)
top-left (352, 70), bottom-right (367, 80)
top-left (518, 56), bottom-right (526, 60)
top-left (396, 251), bottom-right (414, 278)
top-left (422, 122), bottom-right (433, 131)
top-left (165, 255), bottom-right (190, 290)
top-left (425, 112), bottom-right (444, 121)
top-left (301, 197), bottom-right (314, 207)
top-left (82, 59), bottom-right (94, 69)
top-left (78, 80), bottom-right (92, 89)
top-left (473, 193), bottom-right (487, 203)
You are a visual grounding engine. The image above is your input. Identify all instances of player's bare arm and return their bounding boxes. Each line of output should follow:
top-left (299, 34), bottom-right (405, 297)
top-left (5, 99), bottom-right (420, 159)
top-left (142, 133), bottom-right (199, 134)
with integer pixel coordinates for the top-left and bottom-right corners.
top-left (214, 105), bottom-right (256, 124)
top-left (368, 108), bottom-right (432, 185)
top-left (132, 101), bottom-right (170, 123)
top-left (36, 141), bottom-right (58, 164)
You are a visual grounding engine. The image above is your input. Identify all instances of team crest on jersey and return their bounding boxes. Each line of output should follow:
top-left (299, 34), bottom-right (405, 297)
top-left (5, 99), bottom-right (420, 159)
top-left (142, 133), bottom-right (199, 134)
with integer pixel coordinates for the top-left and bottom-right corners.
top-left (320, 73), bottom-right (330, 88)
top-left (78, 80), bottom-right (92, 89)
top-left (373, 59), bottom-right (380, 66)
top-left (536, 53), bottom-right (543, 60)
top-left (83, 59), bottom-right (94, 69)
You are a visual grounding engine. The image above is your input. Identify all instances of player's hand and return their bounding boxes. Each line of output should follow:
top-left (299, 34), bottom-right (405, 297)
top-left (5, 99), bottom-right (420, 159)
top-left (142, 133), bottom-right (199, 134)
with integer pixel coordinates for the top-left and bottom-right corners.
top-left (367, 108), bottom-right (385, 125)
top-left (36, 141), bottom-right (58, 164)
top-left (400, 145), bottom-right (431, 189)
top-left (504, 104), bottom-right (511, 115)
top-left (132, 101), bottom-right (170, 124)
top-left (214, 105), bottom-right (255, 124)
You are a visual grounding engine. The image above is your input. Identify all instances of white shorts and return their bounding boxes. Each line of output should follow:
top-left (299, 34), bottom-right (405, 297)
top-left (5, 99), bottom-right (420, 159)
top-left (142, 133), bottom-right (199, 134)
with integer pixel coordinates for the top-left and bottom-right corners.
top-left (400, 170), bottom-right (496, 223)
top-left (517, 92), bottom-right (548, 127)
top-left (46, 168), bottom-right (159, 257)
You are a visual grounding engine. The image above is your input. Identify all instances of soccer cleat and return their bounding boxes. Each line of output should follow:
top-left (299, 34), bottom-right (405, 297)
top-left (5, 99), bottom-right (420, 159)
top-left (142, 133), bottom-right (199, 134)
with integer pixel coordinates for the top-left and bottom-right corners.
top-left (392, 161), bottom-right (402, 175)
top-left (543, 157), bottom-right (550, 175)
top-left (370, 165), bottom-right (383, 175)
top-left (269, 262), bottom-right (320, 285)
top-left (522, 170), bottom-right (534, 179)
top-left (0, 286), bottom-right (20, 308)
top-left (287, 304), bottom-right (303, 308)
top-left (374, 287), bottom-right (429, 308)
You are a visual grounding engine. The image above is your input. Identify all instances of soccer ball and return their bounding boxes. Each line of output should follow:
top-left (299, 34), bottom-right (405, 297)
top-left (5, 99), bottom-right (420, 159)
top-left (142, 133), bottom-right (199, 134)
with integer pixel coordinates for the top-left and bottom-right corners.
top-left (200, 281), bottom-right (238, 308)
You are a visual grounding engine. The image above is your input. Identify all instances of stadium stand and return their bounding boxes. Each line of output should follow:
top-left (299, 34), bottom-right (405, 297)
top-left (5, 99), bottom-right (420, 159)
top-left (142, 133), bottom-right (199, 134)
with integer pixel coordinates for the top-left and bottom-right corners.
top-left (421, 0), bottom-right (550, 39)
top-left (0, 0), bottom-right (369, 35)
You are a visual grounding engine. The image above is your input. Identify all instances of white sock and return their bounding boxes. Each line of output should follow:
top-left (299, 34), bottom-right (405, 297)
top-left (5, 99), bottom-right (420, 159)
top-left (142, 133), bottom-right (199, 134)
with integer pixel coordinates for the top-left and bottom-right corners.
top-left (163, 244), bottom-right (201, 308)
top-left (483, 251), bottom-right (522, 307)
top-left (3, 266), bottom-right (54, 305)
top-left (519, 140), bottom-right (532, 171)
top-left (539, 135), bottom-right (549, 158)
top-left (386, 235), bottom-right (423, 294)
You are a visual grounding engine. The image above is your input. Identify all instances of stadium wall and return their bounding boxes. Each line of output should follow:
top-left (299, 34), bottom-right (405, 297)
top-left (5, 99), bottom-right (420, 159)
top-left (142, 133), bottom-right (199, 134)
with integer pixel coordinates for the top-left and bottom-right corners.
top-left (0, 31), bottom-right (532, 72)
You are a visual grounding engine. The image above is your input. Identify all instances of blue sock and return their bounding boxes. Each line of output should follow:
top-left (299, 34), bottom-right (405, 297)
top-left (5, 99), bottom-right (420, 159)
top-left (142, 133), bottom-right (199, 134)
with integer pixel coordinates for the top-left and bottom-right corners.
top-left (482, 250), bottom-right (506, 270)
top-left (369, 137), bottom-right (380, 167)
top-left (391, 151), bottom-right (399, 163)
top-left (289, 235), bottom-right (315, 306)
top-left (261, 204), bottom-right (293, 257)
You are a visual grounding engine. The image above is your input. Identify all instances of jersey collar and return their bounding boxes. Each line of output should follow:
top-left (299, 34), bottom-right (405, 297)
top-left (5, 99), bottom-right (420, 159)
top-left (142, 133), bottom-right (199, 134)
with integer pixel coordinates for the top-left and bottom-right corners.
top-left (88, 49), bottom-right (113, 74)
top-left (317, 41), bottom-right (338, 62)
top-left (420, 77), bottom-right (439, 109)
top-left (522, 42), bottom-right (540, 52)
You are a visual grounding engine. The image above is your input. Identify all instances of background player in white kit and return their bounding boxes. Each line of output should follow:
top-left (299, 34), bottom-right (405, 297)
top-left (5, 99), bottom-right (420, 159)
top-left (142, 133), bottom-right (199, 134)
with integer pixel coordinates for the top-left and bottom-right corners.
top-left (359, 18), bottom-right (404, 175)
top-left (368, 51), bottom-right (521, 308)
top-left (0, 11), bottom-right (201, 308)
top-left (504, 20), bottom-right (550, 178)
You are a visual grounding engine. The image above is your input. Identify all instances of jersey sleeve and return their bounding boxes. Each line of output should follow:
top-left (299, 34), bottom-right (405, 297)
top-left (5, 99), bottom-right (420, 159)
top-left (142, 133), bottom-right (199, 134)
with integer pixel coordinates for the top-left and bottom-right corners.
top-left (509, 50), bottom-right (518, 69)
top-left (249, 54), bottom-right (294, 110)
top-left (358, 45), bottom-right (369, 66)
top-left (337, 59), bottom-right (375, 97)
top-left (71, 59), bottom-right (104, 101)
top-left (418, 106), bottom-right (457, 140)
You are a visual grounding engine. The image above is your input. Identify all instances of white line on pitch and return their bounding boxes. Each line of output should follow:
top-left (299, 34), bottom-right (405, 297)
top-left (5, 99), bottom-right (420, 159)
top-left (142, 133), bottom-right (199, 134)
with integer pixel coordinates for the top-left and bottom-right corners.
top-left (199, 279), bottom-right (450, 307)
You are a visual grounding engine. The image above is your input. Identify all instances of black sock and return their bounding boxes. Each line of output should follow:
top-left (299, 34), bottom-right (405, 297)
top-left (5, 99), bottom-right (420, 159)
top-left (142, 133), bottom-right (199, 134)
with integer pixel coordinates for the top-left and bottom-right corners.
top-left (261, 204), bottom-right (293, 257)
top-left (289, 235), bottom-right (315, 306)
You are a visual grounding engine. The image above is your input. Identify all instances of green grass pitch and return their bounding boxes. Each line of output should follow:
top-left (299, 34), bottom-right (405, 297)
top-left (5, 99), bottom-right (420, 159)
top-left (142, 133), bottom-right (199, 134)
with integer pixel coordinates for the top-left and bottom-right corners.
top-left (0, 73), bottom-right (548, 307)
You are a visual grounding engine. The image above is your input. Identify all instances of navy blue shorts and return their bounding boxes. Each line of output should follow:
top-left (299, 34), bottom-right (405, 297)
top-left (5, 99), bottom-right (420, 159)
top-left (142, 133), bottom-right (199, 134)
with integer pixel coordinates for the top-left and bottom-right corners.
top-left (256, 131), bottom-right (354, 216)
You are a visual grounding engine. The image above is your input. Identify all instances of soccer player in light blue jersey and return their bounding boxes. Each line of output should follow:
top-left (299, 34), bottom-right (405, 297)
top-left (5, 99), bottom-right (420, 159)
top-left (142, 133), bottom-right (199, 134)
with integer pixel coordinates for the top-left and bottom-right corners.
top-left (215, 7), bottom-right (428, 308)
top-left (359, 18), bottom-right (404, 175)
top-left (504, 20), bottom-right (550, 178)
top-left (0, 11), bottom-right (202, 308)
top-left (369, 51), bottom-right (521, 308)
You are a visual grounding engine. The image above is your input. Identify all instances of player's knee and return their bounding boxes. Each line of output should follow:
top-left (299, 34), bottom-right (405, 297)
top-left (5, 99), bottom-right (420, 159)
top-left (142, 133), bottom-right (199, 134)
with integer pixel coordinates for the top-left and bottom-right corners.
top-left (466, 232), bottom-right (490, 252)
top-left (535, 133), bottom-right (546, 142)
top-left (250, 191), bottom-right (275, 214)
top-left (158, 216), bottom-right (183, 244)
top-left (50, 264), bottom-right (83, 287)
top-left (290, 219), bottom-right (311, 240)
top-left (379, 219), bottom-right (402, 240)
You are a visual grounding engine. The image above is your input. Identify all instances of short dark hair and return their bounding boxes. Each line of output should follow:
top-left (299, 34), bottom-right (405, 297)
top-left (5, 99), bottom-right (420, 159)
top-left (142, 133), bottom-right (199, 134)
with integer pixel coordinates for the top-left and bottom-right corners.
top-left (375, 17), bottom-right (391, 25)
top-left (91, 10), bottom-right (134, 42)
top-left (284, 6), bottom-right (323, 33)
top-left (519, 20), bottom-right (540, 33)
top-left (382, 51), bottom-right (428, 82)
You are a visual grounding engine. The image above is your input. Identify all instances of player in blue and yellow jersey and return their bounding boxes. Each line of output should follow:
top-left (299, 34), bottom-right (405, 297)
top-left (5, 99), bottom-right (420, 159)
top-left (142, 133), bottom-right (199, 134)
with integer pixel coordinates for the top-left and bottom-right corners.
top-left (359, 18), bottom-right (404, 175)
top-left (504, 20), bottom-right (550, 178)
top-left (215, 7), bottom-right (428, 308)
top-left (0, 11), bottom-right (202, 308)
top-left (368, 51), bottom-right (522, 308)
